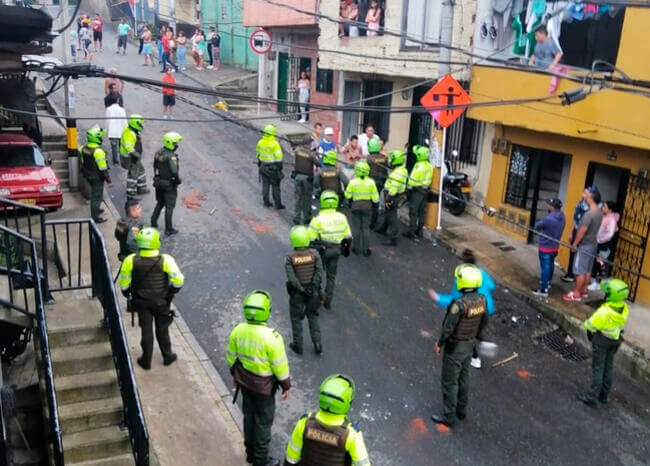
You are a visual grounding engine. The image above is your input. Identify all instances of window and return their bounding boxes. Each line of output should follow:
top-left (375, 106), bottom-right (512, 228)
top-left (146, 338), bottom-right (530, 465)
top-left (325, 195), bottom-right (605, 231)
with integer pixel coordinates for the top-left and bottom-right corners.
top-left (403, 0), bottom-right (441, 48)
top-left (316, 67), bottom-right (333, 94)
top-left (446, 114), bottom-right (485, 172)
top-left (504, 145), bottom-right (532, 209)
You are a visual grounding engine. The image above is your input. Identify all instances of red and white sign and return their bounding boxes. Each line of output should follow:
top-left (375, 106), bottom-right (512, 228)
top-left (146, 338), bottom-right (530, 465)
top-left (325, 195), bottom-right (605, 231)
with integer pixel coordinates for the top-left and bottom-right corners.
top-left (420, 75), bottom-right (472, 128)
top-left (249, 28), bottom-right (272, 55)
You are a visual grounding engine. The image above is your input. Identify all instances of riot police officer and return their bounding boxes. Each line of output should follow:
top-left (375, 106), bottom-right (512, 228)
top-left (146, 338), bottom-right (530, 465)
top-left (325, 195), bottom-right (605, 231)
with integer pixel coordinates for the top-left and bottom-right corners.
top-left (80, 125), bottom-right (111, 223)
top-left (115, 198), bottom-right (142, 261)
top-left (404, 145), bottom-right (433, 240)
top-left (286, 226), bottom-right (324, 355)
top-left (284, 374), bottom-right (371, 466)
top-left (578, 278), bottom-right (629, 406)
top-left (292, 135), bottom-right (320, 225)
top-left (367, 138), bottom-right (387, 229)
top-left (344, 160), bottom-right (378, 256)
top-left (119, 114), bottom-right (149, 199)
top-left (375, 150), bottom-right (408, 246)
top-left (119, 228), bottom-right (184, 369)
top-left (319, 150), bottom-right (344, 197)
top-left (308, 191), bottom-right (352, 309)
top-left (432, 264), bottom-right (488, 427)
top-left (151, 132), bottom-right (182, 236)
top-left (257, 124), bottom-right (285, 210)
top-left (226, 290), bottom-right (291, 466)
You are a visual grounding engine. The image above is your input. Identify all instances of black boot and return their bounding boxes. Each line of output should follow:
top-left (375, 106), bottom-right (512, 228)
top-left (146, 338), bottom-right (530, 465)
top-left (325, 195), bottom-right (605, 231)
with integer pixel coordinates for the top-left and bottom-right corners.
top-left (314, 343), bottom-right (322, 355)
top-left (137, 356), bottom-right (151, 370)
top-left (163, 353), bottom-right (177, 366)
top-left (289, 343), bottom-right (303, 355)
top-left (577, 392), bottom-right (597, 407)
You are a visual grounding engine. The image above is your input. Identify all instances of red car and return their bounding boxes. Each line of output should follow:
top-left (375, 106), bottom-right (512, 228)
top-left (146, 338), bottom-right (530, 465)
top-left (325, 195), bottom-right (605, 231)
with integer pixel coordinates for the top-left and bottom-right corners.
top-left (0, 133), bottom-right (62, 210)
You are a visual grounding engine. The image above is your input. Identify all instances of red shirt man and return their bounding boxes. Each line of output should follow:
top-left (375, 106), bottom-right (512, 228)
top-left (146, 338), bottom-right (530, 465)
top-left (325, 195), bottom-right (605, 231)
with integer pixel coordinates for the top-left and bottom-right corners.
top-left (162, 71), bottom-right (176, 95)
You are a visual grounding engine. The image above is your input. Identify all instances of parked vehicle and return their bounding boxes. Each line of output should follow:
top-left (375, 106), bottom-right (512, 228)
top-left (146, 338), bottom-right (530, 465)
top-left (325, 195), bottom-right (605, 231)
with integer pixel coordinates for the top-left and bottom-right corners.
top-left (0, 133), bottom-right (62, 210)
top-left (443, 151), bottom-right (472, 216)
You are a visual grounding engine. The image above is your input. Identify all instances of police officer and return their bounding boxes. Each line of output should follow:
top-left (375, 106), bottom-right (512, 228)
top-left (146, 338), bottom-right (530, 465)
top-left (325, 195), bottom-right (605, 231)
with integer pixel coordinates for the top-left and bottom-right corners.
top-left (80, 125), bottom-right (111, 223)
top-left (284, 374), bottom-right (370, 466)
top-left (119, 227), bottom-right (184, 369)
top-left (375, 150), bottom-right (408, 246)
top-left (404, 145), bottom-right (433, 240)
top-left (344, 160), bottom-right (378, 256)
top-left (286, 226), bottom-right (324, 356)
top-left (119, 114), bottom-right (149, 199)
top-left (226, 290), bottom-right (291, 466)
top-left (577, 278), bottom-right (629, 407)
top-left (432, 264), bottom-right (488, 428)
top-left (292, 136), bottom-right (320, 225)
top-left (319, 150), bottom-right (344, 197)
top-left (151, 132), bottom-right (182, 236)
top-left (367, 138), bottom-right (387, 229)
top-left (115, 198), bottom-right (142, 261)
top-left (309, 191), bottom-right (352, 310)
top-left (257, 124), bottom-right (285, 210)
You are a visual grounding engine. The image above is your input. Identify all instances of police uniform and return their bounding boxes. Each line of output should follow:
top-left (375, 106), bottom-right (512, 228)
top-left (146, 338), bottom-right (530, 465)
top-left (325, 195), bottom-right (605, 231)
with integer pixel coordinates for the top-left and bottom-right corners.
top-left (115, 215), bottom-right (141, 261)
top-left (119, 248), bottom-right (184, 369)
top-left (344, 175), bottom-right (379, 255)
top-left (437, 292), bottom-right (487, 425)
top-left (406, 158), bottom-right (433, 238)
top-left (286, 247), bottom-right (324, 353)
top-left (151, 147), bottom-right (180, 234)
top-left (292, 145), bottom-right (319, 225)
top-left (120, 126), bottom-right (148, 198)
top-left (367, 152), bottom-right (388, 229)
top-left (319, 166), bottom-right (343, 197)
top-left (257, 134), bottom-right (284, 208)
top-left (80, 143), bottom-right (111, 222)
top-left (375, 165), bottom-right (408, 245)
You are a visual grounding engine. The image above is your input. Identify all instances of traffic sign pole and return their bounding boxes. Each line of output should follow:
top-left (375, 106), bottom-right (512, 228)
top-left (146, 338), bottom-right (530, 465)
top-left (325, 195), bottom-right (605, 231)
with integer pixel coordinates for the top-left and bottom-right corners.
top-left (437, 127), bottom-right (446, 230)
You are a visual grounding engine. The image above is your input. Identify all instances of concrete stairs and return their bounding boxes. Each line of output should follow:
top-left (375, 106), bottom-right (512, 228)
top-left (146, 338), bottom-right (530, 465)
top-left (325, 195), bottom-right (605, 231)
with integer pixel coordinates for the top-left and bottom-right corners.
top-left (41, 135), bottom-right (69, 191)
top-left (38, 290), bottom-right (134, 466)
top-left (215, 84), bottom-right (259, 113)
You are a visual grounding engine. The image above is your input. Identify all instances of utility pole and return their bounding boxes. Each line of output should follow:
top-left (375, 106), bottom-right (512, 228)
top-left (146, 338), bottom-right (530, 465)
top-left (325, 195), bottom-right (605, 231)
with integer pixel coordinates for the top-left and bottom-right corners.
top-left (60, 0), bottom-right (70, 117)
top-left (170, 0), bottom-right (176, 31)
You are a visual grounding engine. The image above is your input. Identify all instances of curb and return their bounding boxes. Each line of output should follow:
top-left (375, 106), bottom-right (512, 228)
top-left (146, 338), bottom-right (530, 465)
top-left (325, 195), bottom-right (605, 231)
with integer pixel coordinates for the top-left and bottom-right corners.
top-left (103, 195), bottom-right (245, 435)
top-left (403, 208), bottom-right (650, 387)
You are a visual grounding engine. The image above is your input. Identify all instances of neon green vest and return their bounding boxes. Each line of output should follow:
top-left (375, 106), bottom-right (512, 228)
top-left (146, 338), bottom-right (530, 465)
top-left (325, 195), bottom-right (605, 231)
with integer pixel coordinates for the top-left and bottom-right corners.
top-left (584, 302), bottom-right (629, 340)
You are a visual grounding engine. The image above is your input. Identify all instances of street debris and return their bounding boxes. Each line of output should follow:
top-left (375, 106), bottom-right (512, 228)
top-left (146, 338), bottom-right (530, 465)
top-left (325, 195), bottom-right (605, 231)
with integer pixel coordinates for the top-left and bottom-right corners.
top-left (209, 207), bottom-right (216, 216)
top-left (492, 352), bottom-right (519, 367)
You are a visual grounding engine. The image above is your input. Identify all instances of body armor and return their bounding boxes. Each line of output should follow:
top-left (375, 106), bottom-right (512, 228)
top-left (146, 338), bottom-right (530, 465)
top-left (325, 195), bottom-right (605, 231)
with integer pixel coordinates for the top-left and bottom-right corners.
top-left (289, 250), bottom-right (317, 287)
top-left (301, 415), bottom-right (349, 466)
top-left (320, 167), bottom-right (341, 193)
top-left (81, 145), bottom-right (99, 176)
top-left (451, 293), bottom-right (487, 340)
top-left (131, 255), bottom-right (169, 301)
top-left (368, 154), bottom-right (388, 180)
top-left (294, 147), bottom-right (315, 176)
top-left (154, 149), bottom-right (174, 180)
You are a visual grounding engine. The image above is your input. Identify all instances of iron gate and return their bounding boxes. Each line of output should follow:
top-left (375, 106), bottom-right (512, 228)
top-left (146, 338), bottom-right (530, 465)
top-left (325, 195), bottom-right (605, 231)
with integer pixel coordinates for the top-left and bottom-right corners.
top-left (613, 174), bottom-right (650, 301)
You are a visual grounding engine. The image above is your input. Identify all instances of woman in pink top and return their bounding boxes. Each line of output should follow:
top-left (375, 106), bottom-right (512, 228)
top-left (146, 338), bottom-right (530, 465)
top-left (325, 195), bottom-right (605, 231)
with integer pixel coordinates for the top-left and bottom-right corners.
top-left (589, 201), bottom-right (620, 288)
top-left (365, 0), bottom-right (381, 36)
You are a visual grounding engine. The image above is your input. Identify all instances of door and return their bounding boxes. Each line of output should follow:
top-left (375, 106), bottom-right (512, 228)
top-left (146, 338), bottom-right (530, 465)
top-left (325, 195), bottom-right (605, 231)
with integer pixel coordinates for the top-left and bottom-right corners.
top-left (277, 52), bottom-right (289, 114)
top-left (362, 79), bottom-right (392, 142)
top-left (407, 85), bottom-right (432, 171)
top-left (342, 81), bottom-right (362, 142)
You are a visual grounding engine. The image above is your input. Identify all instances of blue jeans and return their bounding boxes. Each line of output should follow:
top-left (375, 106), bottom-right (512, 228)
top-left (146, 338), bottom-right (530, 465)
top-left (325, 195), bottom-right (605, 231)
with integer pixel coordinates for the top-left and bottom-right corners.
top-left (160, 52), bottom-right (177, 72)
top-left (177, 45), bottom-right (187, 69)
top-left (539, 250), bottom-right (557, 292)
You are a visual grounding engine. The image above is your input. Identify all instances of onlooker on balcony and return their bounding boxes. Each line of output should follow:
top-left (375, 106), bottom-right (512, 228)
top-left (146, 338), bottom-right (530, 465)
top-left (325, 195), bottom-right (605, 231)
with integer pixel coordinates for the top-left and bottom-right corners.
top-left (365, 0), bottom-right (382, 36)
top-left (532, 198), bottom-right (566, 297)
top-left (528, 25), bottom-right (563, 70)
top-left (339, 0), bottom-right (348, 37)
top-left (298, 71), bottom-right (311, 123)
top-left (342, 0), bottom-right (360, 37)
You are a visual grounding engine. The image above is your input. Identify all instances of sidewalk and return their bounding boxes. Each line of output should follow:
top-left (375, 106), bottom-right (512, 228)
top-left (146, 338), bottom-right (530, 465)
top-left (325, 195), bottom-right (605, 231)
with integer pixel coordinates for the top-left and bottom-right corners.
top-left (408, 209), bottom-right (650, 386)
top-left (58, 191), bottom-right (246, 465)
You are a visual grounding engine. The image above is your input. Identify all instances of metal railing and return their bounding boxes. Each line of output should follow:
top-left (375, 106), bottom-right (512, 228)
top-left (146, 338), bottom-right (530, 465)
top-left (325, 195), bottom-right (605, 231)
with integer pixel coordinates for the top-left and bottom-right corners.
top-left (1, 359), bottom-right (8, 466)
top-left (0, 225), bottom-right (64, 466)
top-left (43, 219), bottom-right (149, 465)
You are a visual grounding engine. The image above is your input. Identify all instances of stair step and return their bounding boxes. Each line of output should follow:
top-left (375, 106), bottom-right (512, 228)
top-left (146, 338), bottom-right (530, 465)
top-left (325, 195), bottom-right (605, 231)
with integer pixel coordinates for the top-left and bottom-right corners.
top-left (62, 425), bottom-right (131, 463)
top-left (68, 453), bottom-right (135, 466)
top-left (42, 142), bottom-right (68, 151)
top-left (45, 150), bottom-right (68, 160)
top-left (49, 322), bottom-right (107, 347)
top-left (59, 396), bottom-right (123, 434)
top-left (52, 341), bottom-right (114, 376)
top-left (55, 370), bottom-right (119, 405)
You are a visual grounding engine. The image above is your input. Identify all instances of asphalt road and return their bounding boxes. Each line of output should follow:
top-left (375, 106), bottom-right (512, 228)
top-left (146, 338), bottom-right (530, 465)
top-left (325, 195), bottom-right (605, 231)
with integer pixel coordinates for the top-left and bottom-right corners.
top-left (49, 25), bottom-right (650, 465)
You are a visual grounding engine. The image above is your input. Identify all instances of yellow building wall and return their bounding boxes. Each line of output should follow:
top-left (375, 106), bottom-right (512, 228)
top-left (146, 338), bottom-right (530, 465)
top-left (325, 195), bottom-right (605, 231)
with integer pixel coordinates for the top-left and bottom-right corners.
top-left (615, 9), bottom-right (650, 81)
top-left (482, 126), bottom-right (650, 306)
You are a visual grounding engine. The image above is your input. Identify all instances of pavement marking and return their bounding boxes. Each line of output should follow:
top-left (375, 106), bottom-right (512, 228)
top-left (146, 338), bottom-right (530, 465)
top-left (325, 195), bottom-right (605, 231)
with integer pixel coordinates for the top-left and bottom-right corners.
top-left (405, 417), bottom-right (430, 443)
top-left (517, 368), bottom-right (532, 379)
top-left (344, 287), bottom-right (378, 318)
top-left (435, 423), bottom-right (451, 434)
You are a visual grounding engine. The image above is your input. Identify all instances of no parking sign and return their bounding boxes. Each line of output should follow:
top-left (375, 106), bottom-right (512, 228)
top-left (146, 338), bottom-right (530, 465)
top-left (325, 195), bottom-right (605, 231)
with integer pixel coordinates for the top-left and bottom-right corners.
top-left (250, 28), bottom-right (272, 55)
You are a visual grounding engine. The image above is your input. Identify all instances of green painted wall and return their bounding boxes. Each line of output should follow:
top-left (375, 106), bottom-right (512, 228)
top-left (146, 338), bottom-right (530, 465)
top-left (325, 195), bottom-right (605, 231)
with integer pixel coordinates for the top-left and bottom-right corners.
top-left (201, 0), bottom-right (258, 71)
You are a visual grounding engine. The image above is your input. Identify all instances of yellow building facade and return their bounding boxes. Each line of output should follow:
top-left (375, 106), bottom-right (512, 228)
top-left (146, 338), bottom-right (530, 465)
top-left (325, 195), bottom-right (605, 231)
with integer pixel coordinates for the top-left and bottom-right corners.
top-left (468, 8), bottom-right (650, 305)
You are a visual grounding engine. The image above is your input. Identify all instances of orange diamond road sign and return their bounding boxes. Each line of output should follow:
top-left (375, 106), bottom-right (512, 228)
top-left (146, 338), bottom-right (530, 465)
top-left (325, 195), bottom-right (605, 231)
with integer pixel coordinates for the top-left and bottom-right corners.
top-left (420, 75), bottom-right (472, 128)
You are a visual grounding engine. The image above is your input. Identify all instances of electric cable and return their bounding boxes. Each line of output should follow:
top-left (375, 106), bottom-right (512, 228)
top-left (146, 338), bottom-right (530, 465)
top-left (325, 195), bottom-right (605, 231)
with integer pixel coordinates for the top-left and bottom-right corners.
top-left (55, 0), bottom-right (82, 33)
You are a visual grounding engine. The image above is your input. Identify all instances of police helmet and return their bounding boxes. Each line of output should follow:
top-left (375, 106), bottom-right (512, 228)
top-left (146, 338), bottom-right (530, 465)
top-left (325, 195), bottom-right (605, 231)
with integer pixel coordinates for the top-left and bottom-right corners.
top-left (600, 278), bottom-right (629, 303)
top-left (128, 114), bottom-right (144, 132)
top-left (414, 145), bottom-right (430, 162)
top-left (243, 290), bottom-right (272, 323)
top-left (163, 132), bottom-right (182, 151)
top-left (320, 190), bottom-right (339, 210)
top-left (367, 138), bottom-right (382, 154)
top-left (323, 150), bottom-right (338, 167)
top-left (354, 160), bottom-right (370, 178)
top-left (389, 150), bottom-right (406, 167)
top-left (263, 124), bottom-right (277, 137)
top-left (455, 264), bottom-right (482, 291)
top-left (136, 227), bottom-right (161, 251)
top-left (290, 226), bottom-right (311, 248)
top-left (86, 125), bottom-right (106, 145)
top-left (319, 374), bottom-right (356, 415)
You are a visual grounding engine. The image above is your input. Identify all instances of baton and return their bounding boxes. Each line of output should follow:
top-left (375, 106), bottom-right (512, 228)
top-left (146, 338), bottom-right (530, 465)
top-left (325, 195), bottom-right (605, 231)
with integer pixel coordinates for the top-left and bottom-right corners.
top-left (232, 386), bottom-right (240, 404)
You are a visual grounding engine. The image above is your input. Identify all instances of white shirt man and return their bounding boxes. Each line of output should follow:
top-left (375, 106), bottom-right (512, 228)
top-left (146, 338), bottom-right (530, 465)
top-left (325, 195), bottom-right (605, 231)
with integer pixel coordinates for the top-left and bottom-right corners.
top-left (357, 125), bottom-right (380, 156)
top-left (105, 102), bottom-right (127, 165)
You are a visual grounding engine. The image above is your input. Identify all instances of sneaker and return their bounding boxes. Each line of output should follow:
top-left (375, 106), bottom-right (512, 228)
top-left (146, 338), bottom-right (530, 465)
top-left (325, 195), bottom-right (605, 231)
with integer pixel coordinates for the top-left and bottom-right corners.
top-left (563, 291), bottom-right (582, 302)
top-left (587, 280), bottom-right (600, 291)
top-left (207, 65), bottom-right (214, 69)
top-left (561, 275), bottom-right (575, 283)
top-left (532, 288), bottom-right (549, 298)
top-left (470, 357), bottom-right (482, 369)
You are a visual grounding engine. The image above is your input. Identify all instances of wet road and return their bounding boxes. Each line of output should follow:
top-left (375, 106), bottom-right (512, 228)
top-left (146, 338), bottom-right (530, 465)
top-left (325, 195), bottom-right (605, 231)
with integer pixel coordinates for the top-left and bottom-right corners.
top-left (50, 25), bottom-right (650, 465)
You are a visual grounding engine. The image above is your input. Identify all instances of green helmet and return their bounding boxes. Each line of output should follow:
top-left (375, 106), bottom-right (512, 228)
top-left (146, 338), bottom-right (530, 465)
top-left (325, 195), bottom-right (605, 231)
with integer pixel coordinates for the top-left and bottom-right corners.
top-left (354, 160), bottom-right (370, 178)
top-left (323, 150), bottom-right (338, 166)
top-left (454, 264), bottom-right (482, 291)
top-left (414, 145), bottom-right (430, 162)
top-left (128, 114), bottom-right (144, 132)
top-left (263, 124), bottom-right (277, 137)
top-left (136, 227), bottom-right (161, 250)
top-left (318, 374), bottom-right (355, 415)
top-left (86, 125), bottom-right (106, 145)
top-left (367, 138), bottom-right (382, 154)
top-left (320, 190), bottom-right (339, 210)
top-left (600, 278), bottom-right (629, 303)
top-left (243, 290), bottom-right (272, 323)
top-left (163, 131), bottom-right (182, 151)
top-left (290, 225), bottom-right (311, 248)
top-left (389, 150), bottom-right (406, 167)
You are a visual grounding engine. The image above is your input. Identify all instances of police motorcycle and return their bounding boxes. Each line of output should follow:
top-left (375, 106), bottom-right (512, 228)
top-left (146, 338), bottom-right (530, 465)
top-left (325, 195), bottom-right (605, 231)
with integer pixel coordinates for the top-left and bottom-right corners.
top-left (442, 150), bottom-right (472, 216)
